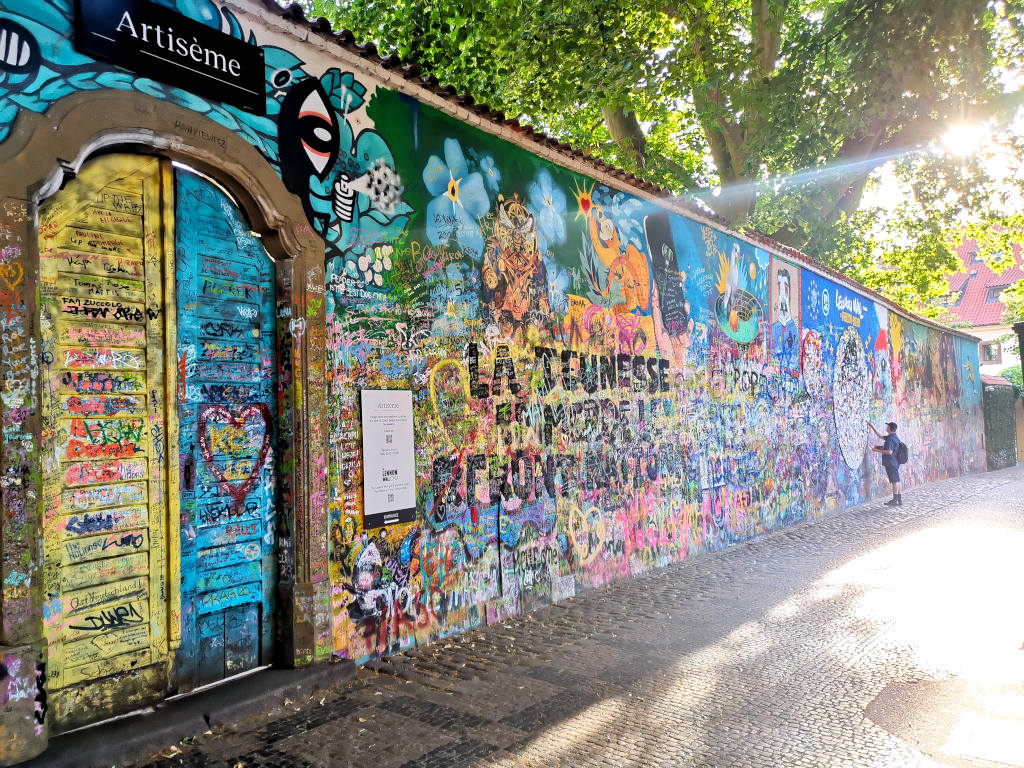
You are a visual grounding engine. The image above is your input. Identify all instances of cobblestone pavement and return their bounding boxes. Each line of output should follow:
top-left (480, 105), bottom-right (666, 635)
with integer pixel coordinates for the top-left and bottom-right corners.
top-left (133, 465), bottom-right (1024, 768)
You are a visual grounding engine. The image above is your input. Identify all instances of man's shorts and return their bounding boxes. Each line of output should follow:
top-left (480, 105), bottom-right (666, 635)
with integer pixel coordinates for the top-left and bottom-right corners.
top-left (885, 464), bottom-right (901, 483)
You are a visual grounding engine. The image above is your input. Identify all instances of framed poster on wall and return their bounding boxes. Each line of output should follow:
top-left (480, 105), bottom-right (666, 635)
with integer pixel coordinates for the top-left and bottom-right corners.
top-left (361, 389), bottom-right (416, 528)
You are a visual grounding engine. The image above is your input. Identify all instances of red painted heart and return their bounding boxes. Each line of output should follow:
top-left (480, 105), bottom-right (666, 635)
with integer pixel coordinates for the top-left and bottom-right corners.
top-left (197, 403), bottom-right (273, 511)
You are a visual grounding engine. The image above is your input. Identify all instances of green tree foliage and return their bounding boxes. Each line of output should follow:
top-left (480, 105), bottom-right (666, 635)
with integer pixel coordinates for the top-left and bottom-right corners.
top-left (833, 207), bottom-right (961, 321)
top-left (837, 138), bottom-right (1024, 320)
top-left (300, 0), bottom-right (1024, 278)
top-left (998, 364), bottom-right (1022, 397)
top-left (1003, 279), bottom-right (1024, 322)
top-left (963, 218), bottom-right (1024, 273)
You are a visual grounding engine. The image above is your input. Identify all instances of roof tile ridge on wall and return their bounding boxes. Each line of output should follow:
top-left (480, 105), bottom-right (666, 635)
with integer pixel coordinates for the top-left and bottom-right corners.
top-left (248, 0), bottom-right (979, 345)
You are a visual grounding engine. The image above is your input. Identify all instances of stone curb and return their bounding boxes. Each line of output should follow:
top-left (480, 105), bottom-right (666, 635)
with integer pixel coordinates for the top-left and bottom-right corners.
top-left (21, 661), bottom-right (356, 768)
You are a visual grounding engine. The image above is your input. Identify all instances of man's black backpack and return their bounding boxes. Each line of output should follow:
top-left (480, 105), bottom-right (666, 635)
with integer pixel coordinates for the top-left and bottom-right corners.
top-left (895, 441), bottom-right (909, 465)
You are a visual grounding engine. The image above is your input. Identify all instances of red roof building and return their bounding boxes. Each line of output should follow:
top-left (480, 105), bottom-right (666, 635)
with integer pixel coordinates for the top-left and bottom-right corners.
top-left (947, 237), bottom-right (1024, 372)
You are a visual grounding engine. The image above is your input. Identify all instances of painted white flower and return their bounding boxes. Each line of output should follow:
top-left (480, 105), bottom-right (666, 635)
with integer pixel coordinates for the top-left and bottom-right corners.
top-left (357, 244), bottom-right (394, 286)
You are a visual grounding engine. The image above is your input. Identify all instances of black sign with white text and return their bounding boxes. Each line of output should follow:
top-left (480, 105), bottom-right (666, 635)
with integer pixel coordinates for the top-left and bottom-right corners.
top-left (74, 0), bottom-right (265, 114)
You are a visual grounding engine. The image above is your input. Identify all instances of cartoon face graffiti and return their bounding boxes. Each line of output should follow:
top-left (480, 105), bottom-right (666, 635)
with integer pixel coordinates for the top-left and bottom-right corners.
top-left (277, 67), bottom-right (411, 286)
top-left (776, 269), bottom-right (792, 325)
top-left (576, 184), bottom-right (652, 315)
top-left (279, 77), bottom-right (339, 189)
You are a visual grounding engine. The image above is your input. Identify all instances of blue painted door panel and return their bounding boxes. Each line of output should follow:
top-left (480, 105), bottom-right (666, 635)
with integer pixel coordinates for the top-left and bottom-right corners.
top-left (175, 169), bottom-right (277, 688)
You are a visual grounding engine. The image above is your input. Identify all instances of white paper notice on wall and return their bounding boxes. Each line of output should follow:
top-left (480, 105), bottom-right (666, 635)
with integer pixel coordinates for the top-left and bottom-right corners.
top-left (361, 389), bottom-right (416, 528)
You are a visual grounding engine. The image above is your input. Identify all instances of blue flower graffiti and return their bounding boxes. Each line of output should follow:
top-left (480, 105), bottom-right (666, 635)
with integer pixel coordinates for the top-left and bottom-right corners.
top-left (479, 154), bottom-right (502, 193)
top-left (591, 186), bottom-right (645, 250)
top-left (527, 168), bottom-right (567, 251)
top-left (546, 262), bottom-right (571, 315)
top-left (422, 138), bottom-right (490, 260)
top-left (429, 262), bottom-right (481, 336)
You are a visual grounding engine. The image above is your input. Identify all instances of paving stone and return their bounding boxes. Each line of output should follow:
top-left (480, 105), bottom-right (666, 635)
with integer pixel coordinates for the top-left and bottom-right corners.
top-left (498, 688), bottom-right (603, 731)
top-left (398, 737), bottom-right (498, 768)
top-left (274, 707), bottom-right (451, 768)
top-left (256, 695), bottom-right (362, 745)
top-left (378, 695), bottom-right (491, 730)
top-left (522, 664), bottom-right (591, 688)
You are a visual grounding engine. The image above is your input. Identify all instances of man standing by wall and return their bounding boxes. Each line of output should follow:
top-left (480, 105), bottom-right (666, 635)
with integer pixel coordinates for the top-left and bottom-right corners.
top-left (868, 421), bottom-right (903, 505)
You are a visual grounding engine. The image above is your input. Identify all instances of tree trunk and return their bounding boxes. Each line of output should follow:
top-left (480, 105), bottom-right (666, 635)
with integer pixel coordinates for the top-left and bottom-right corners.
top-left (702, 182), bottom-right (758, 225)
top-left (602, 104), bottom-right (648, 167)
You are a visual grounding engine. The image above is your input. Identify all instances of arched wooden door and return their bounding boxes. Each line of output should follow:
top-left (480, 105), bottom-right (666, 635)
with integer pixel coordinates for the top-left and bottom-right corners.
top-left (174, 168), bottom-right (278, 689)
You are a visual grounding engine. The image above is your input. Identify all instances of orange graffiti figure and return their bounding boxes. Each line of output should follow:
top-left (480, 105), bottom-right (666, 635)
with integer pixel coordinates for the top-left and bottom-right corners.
top-left (576, 185), bottom-right (651, 314)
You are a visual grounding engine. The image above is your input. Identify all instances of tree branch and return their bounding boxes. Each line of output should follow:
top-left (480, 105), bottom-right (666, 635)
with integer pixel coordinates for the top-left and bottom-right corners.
top-left (796, 83), bottom-right (1024, 227)
top-left (684, 26), bottom-right (749, 177)
top-left (602, 103), bottom-right (648, 166)
top-left (750, 0), bottom-right (788, 75)
top-left (829, 172), bottom-right (872, 222)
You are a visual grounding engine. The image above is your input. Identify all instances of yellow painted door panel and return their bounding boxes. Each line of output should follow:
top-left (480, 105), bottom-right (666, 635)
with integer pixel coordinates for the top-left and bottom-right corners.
top-left (38, 154), bottom-right (178, 727)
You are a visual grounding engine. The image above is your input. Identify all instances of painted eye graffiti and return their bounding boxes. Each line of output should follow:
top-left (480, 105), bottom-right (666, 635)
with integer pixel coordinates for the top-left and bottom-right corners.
top-left (278, 77), bottom-right (341, 204)
top-left (0, 18), bottom-right (40, 76)
top-left (271, 68), bottom-right (293, 88)
top-left (297, 88), bottom-right (337, 175)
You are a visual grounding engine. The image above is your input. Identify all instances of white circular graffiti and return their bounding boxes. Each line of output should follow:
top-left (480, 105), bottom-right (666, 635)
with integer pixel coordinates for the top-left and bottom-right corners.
top-left (800, 329), bottom-right (826, 400)
top-left (833, 326), bottom-right (871, 470)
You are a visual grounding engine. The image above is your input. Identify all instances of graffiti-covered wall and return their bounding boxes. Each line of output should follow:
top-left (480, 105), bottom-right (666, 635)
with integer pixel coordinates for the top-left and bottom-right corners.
top-left (0, 0), bottom-right (986, 753)
top-left (323, 99), bottom-right (986, 660)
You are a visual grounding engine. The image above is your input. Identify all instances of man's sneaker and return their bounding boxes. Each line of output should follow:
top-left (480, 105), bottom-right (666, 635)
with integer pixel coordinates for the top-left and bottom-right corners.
top-left (884, 498), bottom-right (898, 506)
top-left (896, 496), bottom-right (903, 506)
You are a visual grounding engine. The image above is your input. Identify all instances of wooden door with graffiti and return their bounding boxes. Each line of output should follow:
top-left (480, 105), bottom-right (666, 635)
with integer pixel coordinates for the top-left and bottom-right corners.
top-left (38, 154), bottom-right (175, 724)
top-left (174, 169), bottom-right (277, 688)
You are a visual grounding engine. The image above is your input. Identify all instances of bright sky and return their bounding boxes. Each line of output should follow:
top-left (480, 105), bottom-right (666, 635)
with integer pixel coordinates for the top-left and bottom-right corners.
top-left (860, 112), bottom-right (1024, 231)
top-left (860, 49), bottom-right (1024, 225)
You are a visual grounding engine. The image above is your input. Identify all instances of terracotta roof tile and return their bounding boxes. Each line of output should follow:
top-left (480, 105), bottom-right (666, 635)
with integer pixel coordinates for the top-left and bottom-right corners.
top-left (981, 374), bottom-right (1013, 386)
top-left (947, 238), bottom-right (1024, 327)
